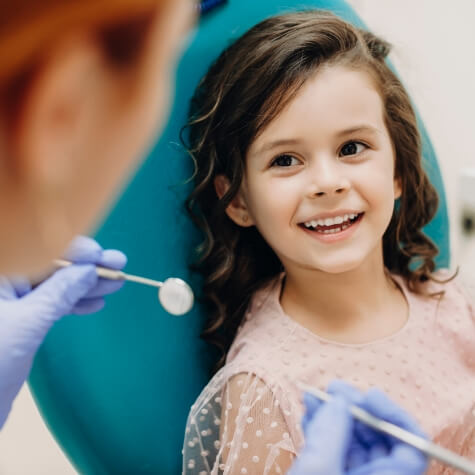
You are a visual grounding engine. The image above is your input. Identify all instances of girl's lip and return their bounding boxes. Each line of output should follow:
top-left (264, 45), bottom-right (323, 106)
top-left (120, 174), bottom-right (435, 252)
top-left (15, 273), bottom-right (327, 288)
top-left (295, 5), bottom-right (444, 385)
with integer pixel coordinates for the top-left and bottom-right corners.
top-left (299, 213), bottom-right (363, 243)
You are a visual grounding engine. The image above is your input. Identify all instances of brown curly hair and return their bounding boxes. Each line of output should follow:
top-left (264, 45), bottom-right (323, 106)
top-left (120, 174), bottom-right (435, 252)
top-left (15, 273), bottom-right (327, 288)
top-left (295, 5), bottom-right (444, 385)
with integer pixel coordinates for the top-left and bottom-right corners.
top-left (183, 10), bottom-right (443, 369)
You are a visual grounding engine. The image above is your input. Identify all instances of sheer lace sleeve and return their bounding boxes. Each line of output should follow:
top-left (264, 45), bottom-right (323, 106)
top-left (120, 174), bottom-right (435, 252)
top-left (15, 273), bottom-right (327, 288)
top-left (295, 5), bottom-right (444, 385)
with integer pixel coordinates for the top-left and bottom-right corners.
top-left (183, 369), bottom-right (297, 474)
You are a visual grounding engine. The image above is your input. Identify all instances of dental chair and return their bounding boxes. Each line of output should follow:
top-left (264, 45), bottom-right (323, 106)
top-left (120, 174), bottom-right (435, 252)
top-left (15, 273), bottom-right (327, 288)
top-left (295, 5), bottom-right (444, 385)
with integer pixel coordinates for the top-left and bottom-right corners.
top-left (29, 0), bottom-right (450, 473)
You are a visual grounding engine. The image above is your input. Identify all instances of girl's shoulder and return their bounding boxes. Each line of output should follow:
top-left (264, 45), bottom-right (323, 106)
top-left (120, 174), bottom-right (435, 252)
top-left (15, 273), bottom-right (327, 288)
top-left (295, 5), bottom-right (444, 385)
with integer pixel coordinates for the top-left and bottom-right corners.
top-left (395, 268), bottom-right (470, 298)
top-left (206, 273), bottom-right (298, 407)
top-left (226, 274), bottom-right (287, 360)
top-left (400, 268), bottom-right (474, 318)
top-left (427, 268), bottom-right (473, 303)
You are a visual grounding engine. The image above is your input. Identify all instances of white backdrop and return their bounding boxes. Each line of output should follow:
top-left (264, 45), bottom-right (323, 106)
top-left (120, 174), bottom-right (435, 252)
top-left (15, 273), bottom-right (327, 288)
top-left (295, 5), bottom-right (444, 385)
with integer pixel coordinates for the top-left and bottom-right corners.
top-left (0, 1), bottom-right (474, 473)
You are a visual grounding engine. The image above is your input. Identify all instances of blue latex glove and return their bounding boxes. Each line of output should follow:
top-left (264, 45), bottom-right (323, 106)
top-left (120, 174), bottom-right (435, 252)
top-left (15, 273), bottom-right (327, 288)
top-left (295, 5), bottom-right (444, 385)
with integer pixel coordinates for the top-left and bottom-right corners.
top-left (0, 236), bottom-right (127, 428)
top-left (289, 380), bottom-right (428, 475)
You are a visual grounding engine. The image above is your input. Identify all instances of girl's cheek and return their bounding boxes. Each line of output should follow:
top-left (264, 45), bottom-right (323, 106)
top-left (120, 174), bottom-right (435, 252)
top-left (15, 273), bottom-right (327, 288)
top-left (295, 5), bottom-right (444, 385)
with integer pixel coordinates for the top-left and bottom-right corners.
top-left (354, 167), bottom-right (393, 190)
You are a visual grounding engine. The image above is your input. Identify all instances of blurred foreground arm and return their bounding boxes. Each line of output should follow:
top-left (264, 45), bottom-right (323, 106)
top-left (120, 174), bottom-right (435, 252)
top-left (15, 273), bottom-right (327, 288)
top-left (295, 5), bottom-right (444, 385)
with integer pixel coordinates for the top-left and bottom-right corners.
top-left (0, 236), bottom-right (126, 428)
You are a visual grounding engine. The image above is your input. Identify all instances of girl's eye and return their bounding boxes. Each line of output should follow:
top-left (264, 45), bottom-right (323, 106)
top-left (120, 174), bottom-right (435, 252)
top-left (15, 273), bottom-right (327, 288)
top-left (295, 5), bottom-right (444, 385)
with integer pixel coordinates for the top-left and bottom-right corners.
top-left (339, 141), bottom-right (367, 157)
top-left (270, 154), bottom-right (300, 167)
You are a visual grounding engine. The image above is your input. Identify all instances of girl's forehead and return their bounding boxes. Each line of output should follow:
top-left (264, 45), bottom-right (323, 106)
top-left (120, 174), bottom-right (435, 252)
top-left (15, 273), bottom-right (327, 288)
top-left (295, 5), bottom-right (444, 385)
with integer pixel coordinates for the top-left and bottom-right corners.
top-left (249, 65), bottom-right (387, 154)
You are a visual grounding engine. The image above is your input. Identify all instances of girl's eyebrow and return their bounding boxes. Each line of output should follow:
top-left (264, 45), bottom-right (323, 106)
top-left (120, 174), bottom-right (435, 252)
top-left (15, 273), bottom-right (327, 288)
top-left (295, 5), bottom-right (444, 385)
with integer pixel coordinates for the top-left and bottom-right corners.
top-left (254, 139), bottom-right (301, 156)
top-left (336, 124), bottom-right (382, 137)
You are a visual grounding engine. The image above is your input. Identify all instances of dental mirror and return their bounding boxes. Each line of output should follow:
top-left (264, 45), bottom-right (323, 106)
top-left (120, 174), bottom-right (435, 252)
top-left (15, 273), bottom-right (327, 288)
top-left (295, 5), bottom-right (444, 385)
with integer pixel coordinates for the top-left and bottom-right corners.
top-left (53, 259), bottom-right (194, 316)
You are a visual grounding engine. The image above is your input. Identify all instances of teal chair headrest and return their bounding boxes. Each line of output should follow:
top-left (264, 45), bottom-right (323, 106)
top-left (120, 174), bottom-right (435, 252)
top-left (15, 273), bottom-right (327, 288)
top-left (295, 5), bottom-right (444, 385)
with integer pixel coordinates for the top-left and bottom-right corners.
top-left (30, 1), bottom-right (449, 473)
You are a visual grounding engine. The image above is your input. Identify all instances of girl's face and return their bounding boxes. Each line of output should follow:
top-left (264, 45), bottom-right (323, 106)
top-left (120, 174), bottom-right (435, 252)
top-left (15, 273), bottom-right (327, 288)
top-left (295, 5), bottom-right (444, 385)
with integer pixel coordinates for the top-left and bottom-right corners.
top-left (227, 65), bottom-right (401, 276)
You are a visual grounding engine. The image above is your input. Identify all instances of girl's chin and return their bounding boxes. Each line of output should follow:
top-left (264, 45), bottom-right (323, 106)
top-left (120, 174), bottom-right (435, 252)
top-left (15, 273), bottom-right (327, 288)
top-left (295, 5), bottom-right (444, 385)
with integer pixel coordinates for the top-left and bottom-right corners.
top-left (307, 256), bottom-right (367, 275)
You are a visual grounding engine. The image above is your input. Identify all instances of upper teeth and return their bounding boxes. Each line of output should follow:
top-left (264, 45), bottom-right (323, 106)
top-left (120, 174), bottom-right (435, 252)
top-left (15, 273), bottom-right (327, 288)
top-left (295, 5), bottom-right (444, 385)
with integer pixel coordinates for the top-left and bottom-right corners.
top-left (304, 213), bottom-right (358, 228)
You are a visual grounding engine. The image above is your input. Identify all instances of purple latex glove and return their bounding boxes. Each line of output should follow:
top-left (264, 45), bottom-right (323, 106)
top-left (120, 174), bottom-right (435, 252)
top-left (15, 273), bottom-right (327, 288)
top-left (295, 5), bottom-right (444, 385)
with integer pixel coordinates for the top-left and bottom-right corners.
top-left (0, 236), bottom-right (127, 428)
top-left (289, 380), bottom-right (428, 475)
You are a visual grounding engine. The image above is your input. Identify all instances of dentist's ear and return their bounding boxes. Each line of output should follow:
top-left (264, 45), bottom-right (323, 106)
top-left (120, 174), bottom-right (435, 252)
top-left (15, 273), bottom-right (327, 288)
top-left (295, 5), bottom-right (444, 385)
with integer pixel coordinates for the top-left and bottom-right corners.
top-left (214, 175), bottom-right (254, 227)
top-left (9, 34), bottom-right (107, 189)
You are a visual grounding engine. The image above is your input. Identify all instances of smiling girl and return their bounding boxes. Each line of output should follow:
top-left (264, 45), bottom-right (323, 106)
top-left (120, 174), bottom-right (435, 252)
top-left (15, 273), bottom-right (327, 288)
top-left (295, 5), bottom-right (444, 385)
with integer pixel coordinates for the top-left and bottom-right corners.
top-left (182, 10), bottom-right (475, 474)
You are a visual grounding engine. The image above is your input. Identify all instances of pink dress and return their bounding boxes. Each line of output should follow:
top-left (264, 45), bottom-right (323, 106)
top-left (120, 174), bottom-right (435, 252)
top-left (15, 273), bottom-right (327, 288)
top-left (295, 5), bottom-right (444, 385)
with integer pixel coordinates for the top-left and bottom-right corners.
top-left (182, 271), bottom-right (475, 474)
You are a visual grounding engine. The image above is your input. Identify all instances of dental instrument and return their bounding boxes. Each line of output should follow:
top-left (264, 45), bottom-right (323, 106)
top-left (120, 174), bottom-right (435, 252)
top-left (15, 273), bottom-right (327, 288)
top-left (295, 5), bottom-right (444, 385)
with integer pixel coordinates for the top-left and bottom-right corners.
top-left (298, 382), bottom-right (475, 475)
top-left (54, 259), bottom-right (194, 316)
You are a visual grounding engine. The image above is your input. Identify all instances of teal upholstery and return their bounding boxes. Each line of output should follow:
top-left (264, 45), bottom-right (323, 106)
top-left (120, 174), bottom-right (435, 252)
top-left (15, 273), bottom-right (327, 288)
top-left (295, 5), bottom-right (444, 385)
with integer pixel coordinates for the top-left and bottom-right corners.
top-left (29, 1), bottom-right (450, 473)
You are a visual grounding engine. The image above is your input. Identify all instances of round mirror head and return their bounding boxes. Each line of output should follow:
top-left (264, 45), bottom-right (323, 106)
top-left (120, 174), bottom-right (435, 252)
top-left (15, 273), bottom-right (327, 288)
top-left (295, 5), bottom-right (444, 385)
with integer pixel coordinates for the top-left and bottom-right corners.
top-left (158, 278), bottom-right (194, 315)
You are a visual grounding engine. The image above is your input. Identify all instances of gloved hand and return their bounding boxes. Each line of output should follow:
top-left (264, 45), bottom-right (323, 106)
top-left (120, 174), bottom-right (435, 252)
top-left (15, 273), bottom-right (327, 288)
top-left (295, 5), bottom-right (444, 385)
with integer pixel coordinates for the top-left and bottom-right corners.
top-left (0, 236), bottom-right (127, 428)
top-left (289, 380), bottom-right (428, 475)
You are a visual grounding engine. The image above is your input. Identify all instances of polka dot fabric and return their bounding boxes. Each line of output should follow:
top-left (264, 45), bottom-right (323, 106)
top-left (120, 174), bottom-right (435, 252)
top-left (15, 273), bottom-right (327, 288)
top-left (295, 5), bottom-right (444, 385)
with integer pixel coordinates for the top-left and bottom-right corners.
top-left (182, 271), bottom-right (475, 474)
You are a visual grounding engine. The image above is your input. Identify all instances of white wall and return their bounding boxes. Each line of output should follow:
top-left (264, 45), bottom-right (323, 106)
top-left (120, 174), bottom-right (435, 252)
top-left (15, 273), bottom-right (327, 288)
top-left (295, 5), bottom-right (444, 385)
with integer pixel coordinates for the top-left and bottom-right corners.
top-left (0, 388), bottom-right (76, 474)
top-left (349, 0), bottom-right (475, 265)
top-left (1, 1), bottom-right (474, 473)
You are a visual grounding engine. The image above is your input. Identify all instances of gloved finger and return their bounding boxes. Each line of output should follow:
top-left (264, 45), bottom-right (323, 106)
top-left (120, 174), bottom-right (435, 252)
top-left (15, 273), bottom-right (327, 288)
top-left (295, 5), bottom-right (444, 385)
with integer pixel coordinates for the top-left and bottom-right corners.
top-left (298, 396), bottom-right (352, 473)
top-left (63, 236), bottom-right (127, 272)
top-left (301, 392), bottom-right (324, 434)
top-left (97, 249), bottom-right (127, 270)
top-left (72, 297), bottom-right (105, 315)
top-left (350, 460), bottom-right (404, 475)
top-left (368, 441), bottom-right (390, 461)
top-left (327, 380), bottom-right (364, 406)
top-left (350, 445), bottom-right (427, 475)
top-left (8, 277), bottom-right (32, 297)
top-left (352, 414), bottom-right (392, 450)
top-left (26, 265), bottom-right (98, 319)
top-left (82, 278), bottom-right (125, 299)
top-left (328, 382), bottom-right (392, 449)
top-left (389, 443), bottom-right (428, 472)
top-left (361, 388), bottom-right (427, 438)
top-left (0, 277), bottom-right (18, 300)
top-left (63, 236), bottom-right (103, 263)
top-left (346, 439), bottom-right (369, 470)
top-left (327, 380), bottom-right (383, 450)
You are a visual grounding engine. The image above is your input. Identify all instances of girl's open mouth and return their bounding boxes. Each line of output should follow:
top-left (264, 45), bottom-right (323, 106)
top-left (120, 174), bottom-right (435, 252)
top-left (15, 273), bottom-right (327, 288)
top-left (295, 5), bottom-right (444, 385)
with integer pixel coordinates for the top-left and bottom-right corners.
top-left (300, 212), bottom-right (364, 234)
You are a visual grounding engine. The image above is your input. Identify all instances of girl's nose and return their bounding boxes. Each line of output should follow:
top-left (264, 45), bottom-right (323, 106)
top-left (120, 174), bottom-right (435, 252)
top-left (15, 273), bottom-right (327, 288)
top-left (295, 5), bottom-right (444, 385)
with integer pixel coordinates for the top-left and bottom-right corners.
top-left (305, 160), bottom-right (350, 198)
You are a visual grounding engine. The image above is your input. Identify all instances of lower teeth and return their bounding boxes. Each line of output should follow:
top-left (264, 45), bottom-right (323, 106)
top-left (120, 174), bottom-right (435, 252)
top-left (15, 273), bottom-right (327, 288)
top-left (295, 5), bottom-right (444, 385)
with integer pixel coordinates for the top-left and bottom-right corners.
top-left (319, 223), bottom-right (350, 234)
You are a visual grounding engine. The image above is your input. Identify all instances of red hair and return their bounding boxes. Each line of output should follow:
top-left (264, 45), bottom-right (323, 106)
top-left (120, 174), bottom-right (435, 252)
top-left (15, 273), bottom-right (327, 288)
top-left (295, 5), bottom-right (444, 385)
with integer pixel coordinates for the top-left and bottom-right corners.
top-left (0, 0), bottom-right (167, 102)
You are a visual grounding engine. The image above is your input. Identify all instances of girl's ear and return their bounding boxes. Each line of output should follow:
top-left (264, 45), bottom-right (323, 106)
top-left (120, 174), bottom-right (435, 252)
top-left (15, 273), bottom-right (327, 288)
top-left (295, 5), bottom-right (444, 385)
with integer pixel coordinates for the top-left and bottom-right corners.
top-left (214, 175), bottom-right (254, 227)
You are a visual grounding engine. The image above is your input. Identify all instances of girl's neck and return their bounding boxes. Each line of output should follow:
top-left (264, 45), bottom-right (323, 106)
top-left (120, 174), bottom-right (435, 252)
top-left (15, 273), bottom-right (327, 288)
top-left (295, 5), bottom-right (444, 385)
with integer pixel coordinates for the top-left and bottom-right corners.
top-left (280, 255), bottom-right (408, 344)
